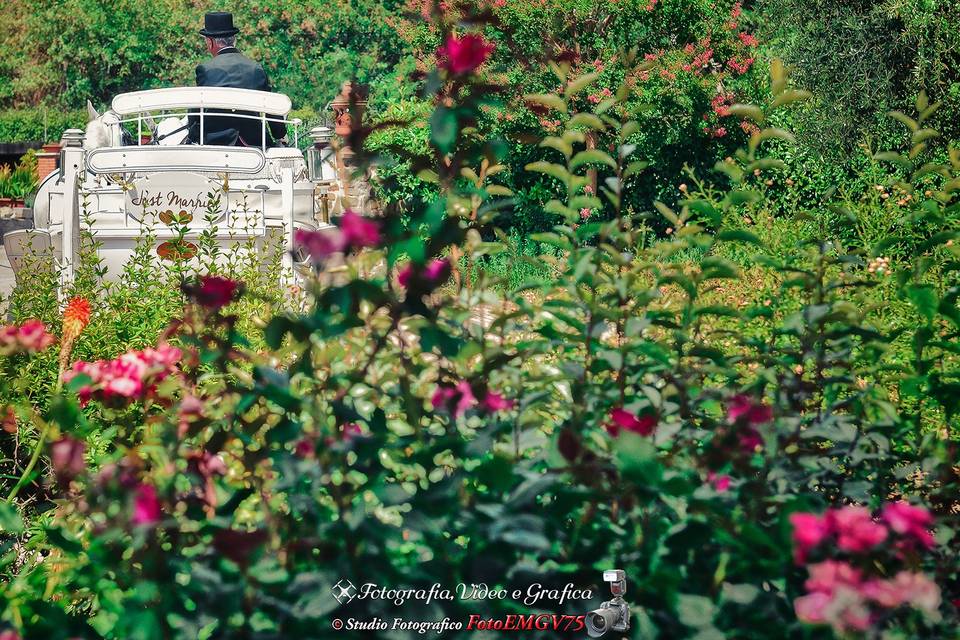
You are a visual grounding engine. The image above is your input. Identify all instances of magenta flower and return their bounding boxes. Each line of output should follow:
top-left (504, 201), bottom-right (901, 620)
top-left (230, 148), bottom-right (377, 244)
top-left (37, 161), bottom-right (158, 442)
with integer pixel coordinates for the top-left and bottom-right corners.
top-left (727, 394), bottom-right (773, 424)
top-left (480, 391), bottom-right (515, 413)
top-left (339, 210), bottom-right (381, 250)
top-left (790, 512), bottom-right (832, 564)
top-left (437, 34), bottom-right (495, 75)
top-left (193, 275), bottom-right (240, 309)
top-left (295, 228), bottom-right (342, 262)
top-left (131, 483), bottom-right (162, 526)
top-left (397, 264), bottom-right (414, 288)
top-left (881, 501), bottom-right (935, 549)
top-left (398, 258), bottom-right (452, 291)
top-left (432, 381), bottom-right (477, 417)
top-left (606, 408), bottom-right (657, 437)
top-left (424, 258), bottom-right (452, 283)
top-left (294, 437), bottom-right (315, 458)
top-left (706, 471), bottom-right (731, 492)
top-left (0, 319), bottom-right (55, 356)
top-left (829, 506), bottom-right (888, 553)
top-left (738, 427), bottom-right (763, 452)
top-left (50, 435), bottom-right (86, 481)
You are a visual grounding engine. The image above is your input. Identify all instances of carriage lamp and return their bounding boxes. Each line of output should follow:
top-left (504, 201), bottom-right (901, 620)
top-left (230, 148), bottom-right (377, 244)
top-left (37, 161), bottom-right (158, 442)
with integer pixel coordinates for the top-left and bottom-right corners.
top-left (306, 126), bottom-right (334, 182)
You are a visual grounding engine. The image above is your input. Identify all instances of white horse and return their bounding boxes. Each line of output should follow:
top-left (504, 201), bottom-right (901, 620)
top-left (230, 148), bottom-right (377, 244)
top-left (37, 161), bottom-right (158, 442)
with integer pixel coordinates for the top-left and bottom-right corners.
top-left (84, 99), bottom-right (189, 149)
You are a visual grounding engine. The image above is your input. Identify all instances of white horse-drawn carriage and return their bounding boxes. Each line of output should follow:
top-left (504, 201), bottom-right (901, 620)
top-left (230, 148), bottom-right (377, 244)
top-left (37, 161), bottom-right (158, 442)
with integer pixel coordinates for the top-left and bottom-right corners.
top-left (4, 86), bottom-right (344, 291)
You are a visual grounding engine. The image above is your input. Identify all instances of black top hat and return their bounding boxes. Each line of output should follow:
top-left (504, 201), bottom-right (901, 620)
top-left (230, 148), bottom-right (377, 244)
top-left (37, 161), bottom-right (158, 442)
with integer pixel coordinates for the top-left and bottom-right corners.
top-left (199, 12), bottom-right (239, 37)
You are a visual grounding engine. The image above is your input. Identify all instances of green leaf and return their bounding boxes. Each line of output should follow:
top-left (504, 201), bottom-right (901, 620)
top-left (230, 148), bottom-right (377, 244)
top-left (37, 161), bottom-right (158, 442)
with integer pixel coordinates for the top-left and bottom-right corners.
top-left (524, 93), bottom-right (567, 113)
top-left (717, 229), bottom-right (763, 246)
top-left (0, 503), bottom-right (23, 534)
top-left (570, 149), bottom-right (617, 170)
top-left (677, 594), bottom-right (716, 628)
top-left (430, 107), bottom-right (457, 154)
top-left (769, 89), bottom-right (811, 110)
top-left (654, 201), bottom-right (680, 225)
top-left (889, 110), bottom-right (919, 132)
top-left (540, 136), bottom-right (572, 158)
top-left (727, 104), bottom-right (765, 123)
top-left (906, 284), bottom-right (938, 323)
top-left (568, 113), bottom-right (605, 131)
top-left (623, 160), bottom-right (650, 179)
top-left (564, 72), bottom-right (598, 98)
top-left (525, 161), bottom-right (571, 183)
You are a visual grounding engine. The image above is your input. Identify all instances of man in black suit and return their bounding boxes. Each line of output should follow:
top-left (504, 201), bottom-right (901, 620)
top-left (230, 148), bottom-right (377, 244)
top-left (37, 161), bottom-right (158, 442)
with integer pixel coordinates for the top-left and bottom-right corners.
top-left (187, 12), bottom-right (287, 146)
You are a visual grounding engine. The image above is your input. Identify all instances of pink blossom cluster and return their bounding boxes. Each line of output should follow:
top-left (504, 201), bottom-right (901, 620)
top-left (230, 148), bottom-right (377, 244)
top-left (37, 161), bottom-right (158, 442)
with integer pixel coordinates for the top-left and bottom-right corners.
top-left (294, 210), bottom-right (381, 263)
top-left (587, 87), bottom-right (613, 104)
top-left (0, 319), bottom-right (55, 356)
top-left (726, 394), bottom-right (772, 451)
top-left (790, 503), bottom-right (941, 634)
top-left (432, 381), bottom-right (514, 417)
top-left (738, 32), bottom-right (759, 48)
top-left (726, 56), bottom-right (755, 75)
top-left (64, 343), bottom-right (182, 406)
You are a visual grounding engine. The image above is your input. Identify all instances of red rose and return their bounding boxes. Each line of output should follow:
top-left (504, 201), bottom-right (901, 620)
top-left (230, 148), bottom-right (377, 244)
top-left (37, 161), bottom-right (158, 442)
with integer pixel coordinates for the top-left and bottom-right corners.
top-left (606, 408), bottom-right (657, 437)
top-left (195, 275), bottom-right (240, 309)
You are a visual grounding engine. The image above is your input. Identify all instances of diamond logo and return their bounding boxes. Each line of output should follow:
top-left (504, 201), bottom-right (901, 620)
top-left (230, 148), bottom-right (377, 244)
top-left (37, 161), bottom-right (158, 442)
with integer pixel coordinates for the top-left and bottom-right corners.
top-left (332, 579), bottom-right (357, 604)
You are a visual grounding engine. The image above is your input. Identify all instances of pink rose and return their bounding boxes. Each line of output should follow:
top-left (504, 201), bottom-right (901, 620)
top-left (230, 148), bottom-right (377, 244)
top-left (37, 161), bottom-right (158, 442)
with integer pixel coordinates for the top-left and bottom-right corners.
top-left (789, 512), bottom-right (832, 564)
top-left (805, 560), bottom-right (862, 594)
top-left (339, 210), bottom-right (381, 250)
top-left (727, 394), bottom-right (773, 424)
top-left (829, 506), bottom-right (887, 553)
top-left (891, 571), bottom-right (941, 613)
top-left (50, 435), bottom-right (86, 481)
top-left (132, 483), bottom-right (162, 526)
top-left (0, 319), bottom-right (55, 356)
top-left (707, 472), bottom-right (731, 492)
top-left (437, 34), bottom-right (495, 75)
top-left (794, 591), bottom-right (832, 624)
top-left (881, 501), bottom-right (935, 549)
top-left (859, 578), bottom-right (905, 608)
top-left (606, 408), bottom-right (656, 437)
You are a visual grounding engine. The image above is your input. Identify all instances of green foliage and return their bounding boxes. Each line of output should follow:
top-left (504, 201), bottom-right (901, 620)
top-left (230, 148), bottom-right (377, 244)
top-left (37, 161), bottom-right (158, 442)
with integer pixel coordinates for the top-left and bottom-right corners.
top-left (0, 5), bottom-right (958, 640)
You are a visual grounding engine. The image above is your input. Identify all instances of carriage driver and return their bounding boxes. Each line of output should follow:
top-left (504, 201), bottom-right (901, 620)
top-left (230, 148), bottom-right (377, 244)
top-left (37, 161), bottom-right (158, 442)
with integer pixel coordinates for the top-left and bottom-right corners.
top-left (186, 11), bottom-right (287, 147)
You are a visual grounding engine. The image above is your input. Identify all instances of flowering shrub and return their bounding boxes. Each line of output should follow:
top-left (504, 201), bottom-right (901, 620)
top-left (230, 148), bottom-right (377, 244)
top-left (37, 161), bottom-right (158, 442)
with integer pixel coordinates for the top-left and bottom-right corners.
top-left (0, 7), bottom-right (958, 640)
top-left (791, 504), bottom-right (942, 634)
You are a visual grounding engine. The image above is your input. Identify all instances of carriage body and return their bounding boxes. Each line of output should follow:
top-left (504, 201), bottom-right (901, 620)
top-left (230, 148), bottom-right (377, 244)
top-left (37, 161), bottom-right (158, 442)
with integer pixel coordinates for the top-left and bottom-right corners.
top-left (6, 87), bottom-right (340, 288)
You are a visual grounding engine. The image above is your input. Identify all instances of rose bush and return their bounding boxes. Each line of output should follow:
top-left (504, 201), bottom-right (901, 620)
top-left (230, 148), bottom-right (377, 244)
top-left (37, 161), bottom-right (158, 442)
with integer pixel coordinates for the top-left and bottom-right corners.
top-left (0, 6), bottom-right (958, 640)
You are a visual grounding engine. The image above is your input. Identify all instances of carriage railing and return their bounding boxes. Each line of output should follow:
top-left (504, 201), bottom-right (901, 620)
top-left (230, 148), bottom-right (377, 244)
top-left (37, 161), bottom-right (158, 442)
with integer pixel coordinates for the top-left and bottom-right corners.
top-left (114, 110), bottom-right (301, 150)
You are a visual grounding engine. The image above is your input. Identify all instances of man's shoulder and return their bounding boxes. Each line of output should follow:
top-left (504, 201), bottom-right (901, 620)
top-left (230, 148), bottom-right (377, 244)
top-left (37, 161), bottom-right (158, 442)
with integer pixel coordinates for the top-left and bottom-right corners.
top-left (205, 51), bottom-right (261, 71)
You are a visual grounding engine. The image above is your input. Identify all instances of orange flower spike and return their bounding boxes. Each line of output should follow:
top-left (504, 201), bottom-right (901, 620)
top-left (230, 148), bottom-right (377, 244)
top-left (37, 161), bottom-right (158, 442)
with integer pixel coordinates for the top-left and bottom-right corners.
top-left (59, 296), bottom-right (91, 377)
top-left (62, 297), bottom-right (91, 344)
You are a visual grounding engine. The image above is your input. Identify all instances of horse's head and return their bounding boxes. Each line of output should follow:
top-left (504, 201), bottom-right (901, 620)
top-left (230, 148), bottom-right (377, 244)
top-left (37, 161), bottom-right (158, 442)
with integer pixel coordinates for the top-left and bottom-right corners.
top-left (84, 100), bottom-right (132, 150)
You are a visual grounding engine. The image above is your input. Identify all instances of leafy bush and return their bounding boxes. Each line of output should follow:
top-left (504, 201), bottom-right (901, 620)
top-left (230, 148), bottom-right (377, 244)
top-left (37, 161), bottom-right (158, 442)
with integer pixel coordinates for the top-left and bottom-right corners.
top-left (0, 7), bottom-right (958, 640)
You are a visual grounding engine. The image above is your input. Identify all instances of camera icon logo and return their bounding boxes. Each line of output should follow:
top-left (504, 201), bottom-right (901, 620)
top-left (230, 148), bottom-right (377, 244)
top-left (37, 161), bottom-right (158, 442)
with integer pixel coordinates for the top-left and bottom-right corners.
top-left (332, 579), bottom-right (357, 604)
top-left (585, 569), bottom-right (630, 638)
